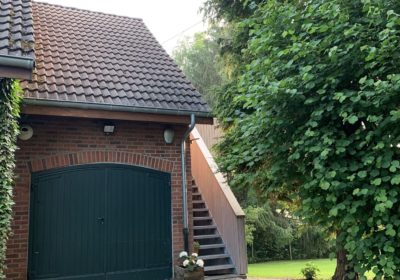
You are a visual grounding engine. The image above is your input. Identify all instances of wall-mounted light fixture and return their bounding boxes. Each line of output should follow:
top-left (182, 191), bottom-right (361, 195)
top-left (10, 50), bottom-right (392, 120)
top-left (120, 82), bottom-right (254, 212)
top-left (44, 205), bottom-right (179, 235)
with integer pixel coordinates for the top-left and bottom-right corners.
top-left (103, 123), bottom-right (115, 135)
top-left (163, 127), bottom-right (175, 144)
top-left (18, 124), bottom-right (34, 140)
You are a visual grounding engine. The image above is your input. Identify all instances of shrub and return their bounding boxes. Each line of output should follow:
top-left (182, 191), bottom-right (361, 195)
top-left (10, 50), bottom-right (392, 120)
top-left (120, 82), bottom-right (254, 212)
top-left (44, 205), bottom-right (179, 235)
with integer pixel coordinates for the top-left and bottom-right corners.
top-left (301, 262), bottom-right (320, 280)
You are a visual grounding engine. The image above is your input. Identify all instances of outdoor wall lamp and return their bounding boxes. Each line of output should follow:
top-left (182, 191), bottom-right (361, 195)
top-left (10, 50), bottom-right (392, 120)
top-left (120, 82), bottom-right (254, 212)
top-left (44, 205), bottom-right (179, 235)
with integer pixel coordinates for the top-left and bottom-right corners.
top-left (18, 124), bottom-right (34, 140)
top-left (103, 123), bottom-right (115, 135)
top-left (163, 127), bottom-right (175, 144)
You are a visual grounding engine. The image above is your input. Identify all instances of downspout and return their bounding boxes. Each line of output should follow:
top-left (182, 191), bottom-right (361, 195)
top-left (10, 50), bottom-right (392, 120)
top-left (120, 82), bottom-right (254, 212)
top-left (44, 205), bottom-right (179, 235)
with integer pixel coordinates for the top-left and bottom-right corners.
top-left (181, 113), bottom-right (196, 252)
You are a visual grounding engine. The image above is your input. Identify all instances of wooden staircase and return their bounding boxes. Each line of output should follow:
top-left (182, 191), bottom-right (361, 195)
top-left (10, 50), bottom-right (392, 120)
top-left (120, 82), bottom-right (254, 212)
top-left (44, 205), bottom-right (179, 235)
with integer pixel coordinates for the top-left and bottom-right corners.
top-left (192, 185), bottom-right (239, 278)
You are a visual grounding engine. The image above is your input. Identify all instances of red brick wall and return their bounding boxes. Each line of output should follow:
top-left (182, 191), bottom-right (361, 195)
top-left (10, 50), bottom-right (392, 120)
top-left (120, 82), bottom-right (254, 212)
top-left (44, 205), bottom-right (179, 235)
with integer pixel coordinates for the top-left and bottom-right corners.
top-left (6, 116), bottom-right (194, 280)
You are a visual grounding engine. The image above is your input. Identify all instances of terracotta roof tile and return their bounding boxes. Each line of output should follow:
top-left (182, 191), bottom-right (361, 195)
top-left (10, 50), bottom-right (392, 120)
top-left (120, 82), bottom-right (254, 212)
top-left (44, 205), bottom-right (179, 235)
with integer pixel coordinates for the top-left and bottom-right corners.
top-left (0, 0), bottom-right (34, 58)
top-left (22, 1), bottom-right (210, 115)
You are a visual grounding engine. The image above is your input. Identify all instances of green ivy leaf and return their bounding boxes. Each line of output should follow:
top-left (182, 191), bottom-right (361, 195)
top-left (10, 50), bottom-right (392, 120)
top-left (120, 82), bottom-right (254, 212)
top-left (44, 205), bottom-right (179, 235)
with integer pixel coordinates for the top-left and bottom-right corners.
top-left (358, 171), bottom-right (367, 178)
top-left (329, 208), bottom-right (338, 217)
top-left (348, 115), bottom-right (359, 124)
top-left (391, 175), bottom-right (400, 185)
top-left (386, 228), bottom-right (396, 237)
top-left (371, 178), bottom-right (382, 186)
top-left (390, 161), bottom-right (400, 173)
top-left (320, 181), bottom-right (331, 190)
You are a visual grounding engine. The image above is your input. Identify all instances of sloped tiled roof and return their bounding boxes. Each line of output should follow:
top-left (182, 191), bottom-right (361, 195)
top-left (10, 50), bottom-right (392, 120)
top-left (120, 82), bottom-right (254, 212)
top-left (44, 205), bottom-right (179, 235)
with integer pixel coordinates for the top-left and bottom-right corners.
top-left (0, 0), bottom-right (34, 58)
top-left (21, 2), bottom-right (210, 115)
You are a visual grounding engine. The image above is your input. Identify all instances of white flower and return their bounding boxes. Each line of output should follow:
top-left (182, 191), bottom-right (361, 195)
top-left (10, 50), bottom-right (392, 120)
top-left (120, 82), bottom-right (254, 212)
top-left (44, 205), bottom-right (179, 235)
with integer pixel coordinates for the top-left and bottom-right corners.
top-left (183, 260), bottom-right (190, 267)
top-left (191, 253), bottom-right (198, 257)
top-left (179, 251), bottom-right (188, 258)
top-left (196, 259), bottom-right (204, 268)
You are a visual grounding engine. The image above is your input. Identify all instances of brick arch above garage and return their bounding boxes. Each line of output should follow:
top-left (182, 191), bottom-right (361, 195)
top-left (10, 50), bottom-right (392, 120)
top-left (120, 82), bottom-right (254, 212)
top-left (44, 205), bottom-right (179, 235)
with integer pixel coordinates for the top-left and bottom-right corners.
top-left (27, 151), bottom-right (175, 173)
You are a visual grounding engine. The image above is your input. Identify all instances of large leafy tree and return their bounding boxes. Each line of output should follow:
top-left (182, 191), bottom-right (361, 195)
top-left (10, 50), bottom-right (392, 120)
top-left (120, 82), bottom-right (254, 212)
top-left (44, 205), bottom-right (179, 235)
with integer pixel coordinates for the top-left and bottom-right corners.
top-left (209, 0), bottom-right (400, 278)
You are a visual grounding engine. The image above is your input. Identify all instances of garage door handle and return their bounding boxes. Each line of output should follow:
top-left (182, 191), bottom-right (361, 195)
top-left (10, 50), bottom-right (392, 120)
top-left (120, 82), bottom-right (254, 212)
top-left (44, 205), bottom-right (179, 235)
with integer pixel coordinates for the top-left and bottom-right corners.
top-left (97, 217), bottom-right (105, 224)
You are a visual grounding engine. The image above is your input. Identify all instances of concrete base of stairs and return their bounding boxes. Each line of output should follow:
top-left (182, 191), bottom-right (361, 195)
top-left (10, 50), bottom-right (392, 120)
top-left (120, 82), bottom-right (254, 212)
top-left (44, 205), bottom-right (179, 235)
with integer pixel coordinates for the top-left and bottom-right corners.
top-left (205, 274), bottom-right (246, 280)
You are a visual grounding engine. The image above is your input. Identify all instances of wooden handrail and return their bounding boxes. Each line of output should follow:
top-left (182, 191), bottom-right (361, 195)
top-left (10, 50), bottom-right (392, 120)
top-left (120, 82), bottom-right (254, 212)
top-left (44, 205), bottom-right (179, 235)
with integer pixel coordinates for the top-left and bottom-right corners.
top-left (190, 128), bottom-right (247, 276)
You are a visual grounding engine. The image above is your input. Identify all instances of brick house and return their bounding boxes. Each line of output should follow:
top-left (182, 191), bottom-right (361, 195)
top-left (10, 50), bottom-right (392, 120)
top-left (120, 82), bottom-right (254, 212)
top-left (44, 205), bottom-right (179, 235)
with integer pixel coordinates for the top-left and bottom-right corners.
top-left (0, 1), bottom-right (247, 280)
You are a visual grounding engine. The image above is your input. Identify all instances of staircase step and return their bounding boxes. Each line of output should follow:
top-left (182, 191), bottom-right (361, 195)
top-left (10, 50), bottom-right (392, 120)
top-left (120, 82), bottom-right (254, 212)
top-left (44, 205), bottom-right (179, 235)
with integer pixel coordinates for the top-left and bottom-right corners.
top-left (193, 200), bottom-right (205, 204)
top-left (204, 264), bottom-right (235, 272)
top-left (193, 208), bottom-right (209, 212)
top-left (194, 225), bottom-right (217, 230)
top-left (194, 234), bottom-right (220, 240)
top-left (192, 184), bottom-right (237, 278)
top-left (193, 217), bottom-right (212, 221)
top-left (200, 254), bottom-right (230, 260)
top-left (200, 244), bottom-right (225, 250)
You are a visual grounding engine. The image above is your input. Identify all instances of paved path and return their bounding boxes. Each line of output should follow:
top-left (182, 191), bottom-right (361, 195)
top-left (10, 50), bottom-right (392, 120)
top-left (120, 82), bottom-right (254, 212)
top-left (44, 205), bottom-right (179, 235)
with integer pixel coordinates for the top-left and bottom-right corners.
top-left (248, 278), bottom-right (291, 280)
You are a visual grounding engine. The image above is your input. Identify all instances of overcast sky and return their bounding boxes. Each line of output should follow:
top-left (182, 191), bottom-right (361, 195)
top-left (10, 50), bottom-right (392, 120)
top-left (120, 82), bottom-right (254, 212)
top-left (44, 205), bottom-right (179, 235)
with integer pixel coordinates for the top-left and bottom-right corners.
top-left (38, 0), bottom-right (207, 53)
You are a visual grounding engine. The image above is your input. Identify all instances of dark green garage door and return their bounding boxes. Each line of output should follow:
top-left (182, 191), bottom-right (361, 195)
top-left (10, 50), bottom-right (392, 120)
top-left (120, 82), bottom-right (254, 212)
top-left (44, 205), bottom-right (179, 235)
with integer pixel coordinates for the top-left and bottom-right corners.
top-left (28, 164), bottom-right (172, 280)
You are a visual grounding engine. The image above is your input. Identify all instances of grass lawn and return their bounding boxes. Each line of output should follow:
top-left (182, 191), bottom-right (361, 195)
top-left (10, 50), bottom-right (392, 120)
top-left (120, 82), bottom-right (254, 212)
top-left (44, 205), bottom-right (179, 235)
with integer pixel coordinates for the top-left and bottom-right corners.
top-left (248, 258), bottom-right (335, 279)
top-left (248, 259), bottom-right (374, 279)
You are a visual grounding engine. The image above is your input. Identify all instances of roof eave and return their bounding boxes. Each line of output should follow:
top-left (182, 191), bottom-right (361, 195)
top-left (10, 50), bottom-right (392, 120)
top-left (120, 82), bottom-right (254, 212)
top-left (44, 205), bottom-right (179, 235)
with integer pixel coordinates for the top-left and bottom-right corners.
top-left (0, 55), bottom-right (35, 80)
top-left (23, 98), bottom-right (213, 118)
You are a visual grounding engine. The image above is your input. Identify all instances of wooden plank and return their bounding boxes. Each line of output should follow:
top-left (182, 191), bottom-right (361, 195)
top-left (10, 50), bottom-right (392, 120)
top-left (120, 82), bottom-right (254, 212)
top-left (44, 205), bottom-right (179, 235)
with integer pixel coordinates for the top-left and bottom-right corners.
top-left (195, 119), bottom-right (224, 149)
top-left (21, 104), bottom-right (213, 124)
top-left (191, 128), bottom-right (244, 217)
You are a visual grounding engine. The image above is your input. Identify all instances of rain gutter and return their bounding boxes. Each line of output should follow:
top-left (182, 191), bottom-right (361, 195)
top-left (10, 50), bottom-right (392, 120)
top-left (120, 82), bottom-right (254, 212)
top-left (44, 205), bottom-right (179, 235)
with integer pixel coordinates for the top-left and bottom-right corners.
top-left (0, 54), bottom-right (35, 70)
top-left (23, 99), bottom-right (211, 118)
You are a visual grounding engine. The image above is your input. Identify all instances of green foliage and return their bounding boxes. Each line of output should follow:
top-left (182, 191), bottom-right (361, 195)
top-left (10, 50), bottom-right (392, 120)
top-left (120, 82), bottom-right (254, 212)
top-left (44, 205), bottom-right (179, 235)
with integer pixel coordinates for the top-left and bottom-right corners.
top-left (0, 78), bottom-right (21, 277)
top-left (210, 0), bottom-right (400, 278)
top-left (245, 204), bottom-right (292, 248)
top-left (202, 0), bottom-right (263, 22)
top-left (172, 31), bottom-right (226, 108)
top-left (243, 187), bottom-right (332, 262)
top-left (193, 241), bottom-right (200, 253)
top-left (291, 225), bottom-right (334, 260)
top-left (248, 214), bottom-right (333, 262)
top-left (301, 262), bottom-right (320, 280)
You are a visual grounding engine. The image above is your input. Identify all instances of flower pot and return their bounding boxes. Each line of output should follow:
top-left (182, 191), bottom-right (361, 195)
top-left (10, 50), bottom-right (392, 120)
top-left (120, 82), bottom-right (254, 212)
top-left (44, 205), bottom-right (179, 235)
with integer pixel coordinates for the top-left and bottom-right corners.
top-left (174, 266), bottom-right (204, 280)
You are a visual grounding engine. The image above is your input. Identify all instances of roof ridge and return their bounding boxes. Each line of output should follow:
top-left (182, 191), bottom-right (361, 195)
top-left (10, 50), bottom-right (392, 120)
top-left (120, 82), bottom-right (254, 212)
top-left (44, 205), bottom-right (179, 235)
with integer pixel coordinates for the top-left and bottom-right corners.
top-left (32, 1), bottom-right (144, 21)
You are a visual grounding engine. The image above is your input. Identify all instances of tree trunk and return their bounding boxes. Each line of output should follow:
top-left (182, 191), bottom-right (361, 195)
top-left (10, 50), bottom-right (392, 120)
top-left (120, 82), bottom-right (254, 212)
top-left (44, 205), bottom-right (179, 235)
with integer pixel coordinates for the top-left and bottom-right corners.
top-left (332, 248), bottom-right (347, 280)
top-left (332, 236), bottom-right (359, 280)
